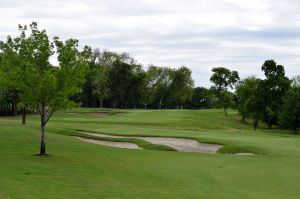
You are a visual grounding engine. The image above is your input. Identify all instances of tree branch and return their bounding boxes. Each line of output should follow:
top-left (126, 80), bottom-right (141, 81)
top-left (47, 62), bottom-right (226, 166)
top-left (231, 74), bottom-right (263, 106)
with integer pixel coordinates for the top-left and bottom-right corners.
top-left (45, 107), bottom-right (55, 125)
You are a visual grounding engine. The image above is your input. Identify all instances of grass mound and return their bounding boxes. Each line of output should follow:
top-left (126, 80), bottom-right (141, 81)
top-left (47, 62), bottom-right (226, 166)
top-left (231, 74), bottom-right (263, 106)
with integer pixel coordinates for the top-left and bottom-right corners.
top-left (218, 145), bottom-right (264, 155)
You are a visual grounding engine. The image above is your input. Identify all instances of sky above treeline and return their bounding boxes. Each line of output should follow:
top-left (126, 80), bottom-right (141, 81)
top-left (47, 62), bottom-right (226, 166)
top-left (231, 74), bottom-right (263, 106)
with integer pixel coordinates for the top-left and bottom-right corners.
top-left (0, 0), bottom-right (300, 87)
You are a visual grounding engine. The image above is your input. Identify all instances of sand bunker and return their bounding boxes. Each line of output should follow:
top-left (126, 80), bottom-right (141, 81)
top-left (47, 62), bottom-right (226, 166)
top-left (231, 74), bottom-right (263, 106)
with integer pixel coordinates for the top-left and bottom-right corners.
top-left (78, 137), bottom-right (142, 149)
top-left (82, 132), bottom-right (223, 153)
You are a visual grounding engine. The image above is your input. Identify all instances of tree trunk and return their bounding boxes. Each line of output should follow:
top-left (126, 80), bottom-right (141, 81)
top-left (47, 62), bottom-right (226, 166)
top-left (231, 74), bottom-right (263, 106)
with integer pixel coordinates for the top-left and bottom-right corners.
top-left (267, 123), bottom-right (272, 129)
top-left (22, 107), bottom-right (26, 125)
top-left (99, 99), bottom-right (103, 108)
top-left (159, 99), bottom-right (162, 109)
top-left (40, 123), bottom-right (46, 155)
top-left (12, 102), bottom-right (18, 116)
top-left (40, 104), bottom-right (46, 155)
top-left (224, 107), bottom-right (228, 116)
top-left (254, 117), bottom-right (259, 131)
top-left (242, 115), bottom-right (246, 121)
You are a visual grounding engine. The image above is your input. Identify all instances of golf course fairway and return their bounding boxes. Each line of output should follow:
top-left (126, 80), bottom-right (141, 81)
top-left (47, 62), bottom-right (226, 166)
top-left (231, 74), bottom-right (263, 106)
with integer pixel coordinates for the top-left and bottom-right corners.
top-left (0, 108), bottom-right (299, 199)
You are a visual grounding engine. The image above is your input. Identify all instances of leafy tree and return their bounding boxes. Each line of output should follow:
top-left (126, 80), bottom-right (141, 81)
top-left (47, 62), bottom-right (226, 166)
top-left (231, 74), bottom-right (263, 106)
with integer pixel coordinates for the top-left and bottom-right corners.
top-left (291, 76), bottom-right (300, 88)
top-left (191, 87), bottom-right (217, 109)
top-left (89, 50), bottom-right (111, 108)
top-left (17, 22), bottom-right (91, 155)
top-left (260, 60), bottom-right (290, 128)
top-left (245, 80), bottom-right (266, 130)
top-left (154, 69), bottom-right (172, 109)
top-left (0, 63), bottom-right (9, 115)
top-left (167, 66), bottom-right (194, 108)
top-left (91, 65), bottom-right (110, 108)
top-left (128, 69), bottom-right (147, 109)
top-left (0, 35), bottom-right (23, 116)
top-left (210, 67), bottom-right (239, 116)
top-left (279, 77), bottom-right (300, 133)
top-left (108, 60), bottom-right (135, 108)
top-left (81, 49), bottom-right (133, 107)
top-left (236, 76), bottom-right (261, 121)
top-left (279, 87), bottom-right (300, 133)
top-left (144, 66), bottom-right (170, 109)
top-left (223, 91), bottom-right (234, 112)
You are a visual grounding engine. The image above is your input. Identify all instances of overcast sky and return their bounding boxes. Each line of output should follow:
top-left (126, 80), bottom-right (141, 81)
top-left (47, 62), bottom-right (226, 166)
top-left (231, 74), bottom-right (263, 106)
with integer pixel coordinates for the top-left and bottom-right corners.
top-left (1, 0), bottom-right (300, 87)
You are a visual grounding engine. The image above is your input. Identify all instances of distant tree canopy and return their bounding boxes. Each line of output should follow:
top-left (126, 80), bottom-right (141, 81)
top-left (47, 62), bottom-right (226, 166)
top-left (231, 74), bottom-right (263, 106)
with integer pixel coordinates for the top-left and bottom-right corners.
top-left (279, 76), bottom-right (300, 132)
top-left (0, 22), bottom-right (299, 136)
top-left (210, 67), bottom-right (240, 116)
top-left (236, 76), bottom-right (261, 121)
top-left (236, 60), bottom-right (296, 132)
top-left (190, 87), bottom-right (218, 109)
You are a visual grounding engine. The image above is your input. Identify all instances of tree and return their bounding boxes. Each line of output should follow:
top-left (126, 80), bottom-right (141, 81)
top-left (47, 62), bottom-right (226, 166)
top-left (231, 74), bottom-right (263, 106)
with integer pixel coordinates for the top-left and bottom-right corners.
top-left (0, 63), bottom-right (8, 115)
top-left (128, 69), bottom-right (147, 109)
top-left (108, 60), bottom-right (135, 108)
top-left (89, 50), bottom-right (111, 108)
top-left (191, 87), bottom-right (217, 109)
top-left (81, 50), bottom-right (132, 108)
top-left (0, 35), bottom-right (22, 116)
top-left (210, 67), bottom-right (239, 116)
top-left (144, 66), bottom-right (171, 109)
top-left (236, 76), bottom-right (261, 121)
top-left (260, 60), bottom-right (290, 128)
top-left (18, 22), bottom-right (91, 155)
top-left (291, 76), bottom-right (300, 88)
top-left (153, 68), bottom-right (172, 109)
top-left (91, 65), bottom-right (110, 108)
top-left (279, 77), bottom-right (300, 133)
top-left (166, 66), bottom-right (194, 108)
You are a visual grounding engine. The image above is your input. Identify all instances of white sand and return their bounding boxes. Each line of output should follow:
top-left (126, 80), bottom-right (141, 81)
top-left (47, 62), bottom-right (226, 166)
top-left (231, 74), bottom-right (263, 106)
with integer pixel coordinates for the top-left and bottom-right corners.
top-left (78, 137), bottom-right (142, 149)
top-left (82, 132), bottom-right (223, 153)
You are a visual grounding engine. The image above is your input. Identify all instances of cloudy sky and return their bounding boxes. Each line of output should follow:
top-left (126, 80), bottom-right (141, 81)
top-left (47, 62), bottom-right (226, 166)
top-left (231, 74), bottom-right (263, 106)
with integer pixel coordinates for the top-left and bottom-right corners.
top-left (1, 0), bottom-right (300, 87)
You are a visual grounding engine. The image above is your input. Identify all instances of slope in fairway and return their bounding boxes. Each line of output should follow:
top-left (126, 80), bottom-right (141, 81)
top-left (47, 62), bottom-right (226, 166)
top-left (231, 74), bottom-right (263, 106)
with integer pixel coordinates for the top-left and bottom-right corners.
top-left (1, 108), bottom-right (300, 199)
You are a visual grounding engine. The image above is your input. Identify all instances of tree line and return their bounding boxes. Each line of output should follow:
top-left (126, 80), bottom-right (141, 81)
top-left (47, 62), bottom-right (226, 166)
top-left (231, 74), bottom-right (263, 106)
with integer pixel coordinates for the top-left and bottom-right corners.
top-left (0, 23), bottom-right (299, 154)
top-left (80, 49), bottom-right (194, 110)
top-left (236, 61), bottom-right (299, 132)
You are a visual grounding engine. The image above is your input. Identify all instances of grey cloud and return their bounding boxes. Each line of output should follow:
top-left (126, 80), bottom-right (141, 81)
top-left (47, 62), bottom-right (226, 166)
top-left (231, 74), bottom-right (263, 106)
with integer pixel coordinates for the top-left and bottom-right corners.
top-left (0, 0), bottom-right (300, 87)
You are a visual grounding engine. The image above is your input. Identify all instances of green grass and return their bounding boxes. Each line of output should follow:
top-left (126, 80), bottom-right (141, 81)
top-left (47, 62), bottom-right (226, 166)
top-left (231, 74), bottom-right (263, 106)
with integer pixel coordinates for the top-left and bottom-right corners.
top-left (1, 108), bottom-right (300, 198)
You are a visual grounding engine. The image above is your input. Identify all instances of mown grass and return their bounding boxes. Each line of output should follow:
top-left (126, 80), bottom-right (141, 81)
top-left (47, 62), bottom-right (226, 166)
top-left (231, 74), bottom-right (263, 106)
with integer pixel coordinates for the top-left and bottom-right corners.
top-left (1, 108), bottom-right (300, 198)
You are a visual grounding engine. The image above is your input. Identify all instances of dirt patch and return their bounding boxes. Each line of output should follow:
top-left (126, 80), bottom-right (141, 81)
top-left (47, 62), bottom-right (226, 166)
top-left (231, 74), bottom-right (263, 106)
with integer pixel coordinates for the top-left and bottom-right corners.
top-left (78, 137), bottom-right (142, 149)
top-left (82, 132), bottom-right (223, 153)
